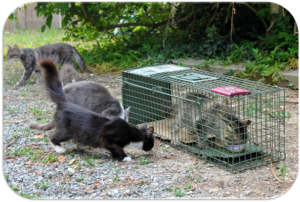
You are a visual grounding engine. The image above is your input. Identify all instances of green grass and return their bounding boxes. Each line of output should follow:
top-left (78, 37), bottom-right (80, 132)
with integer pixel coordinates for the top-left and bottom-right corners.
top-left (185, 183), bottom-right (192, 189)
top-left (174, 187), bottom-right (185, 197)
top-left (39, 181), bottom-right (51, 190)
top-left (113, 175), bottom-right (119, 182)
top-left (162, 147), bottom-right (169, 152)
top-left (42, 153), bottom-right (58, 164)
top-left (4, 29), bottom-right (66, 53)
top-left (12, 147), bottom-right (32, 156)
top-left (75, 176), bottom-right (84, 182)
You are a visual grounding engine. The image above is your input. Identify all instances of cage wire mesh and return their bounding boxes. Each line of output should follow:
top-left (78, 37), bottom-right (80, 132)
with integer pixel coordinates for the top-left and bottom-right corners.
top-left (120, 64), bottom-right (286, 173)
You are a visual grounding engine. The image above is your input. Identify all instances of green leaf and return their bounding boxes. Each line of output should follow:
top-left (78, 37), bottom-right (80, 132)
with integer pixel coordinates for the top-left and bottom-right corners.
top-left (41, 25), bottom-right (46, 33)
top-left (227, 69), bottom-right (234, 76)
top-left (288, 81), bottom-right (294, 87)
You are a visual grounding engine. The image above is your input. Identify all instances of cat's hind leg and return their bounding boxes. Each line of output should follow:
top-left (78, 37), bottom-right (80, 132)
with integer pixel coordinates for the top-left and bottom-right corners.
top-left (49, 131), bottom-right (69, 153)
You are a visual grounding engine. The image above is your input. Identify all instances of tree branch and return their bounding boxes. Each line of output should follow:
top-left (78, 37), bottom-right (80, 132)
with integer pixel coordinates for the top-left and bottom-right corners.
top-left (206, 3), bottom-right (219, 29)
top-left (81, 4), bottom-right (99, 28)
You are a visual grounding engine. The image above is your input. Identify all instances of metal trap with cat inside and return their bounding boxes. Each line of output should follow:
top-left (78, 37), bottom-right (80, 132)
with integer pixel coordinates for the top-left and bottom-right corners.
top-left (117, 64), bottom-right (286, 173)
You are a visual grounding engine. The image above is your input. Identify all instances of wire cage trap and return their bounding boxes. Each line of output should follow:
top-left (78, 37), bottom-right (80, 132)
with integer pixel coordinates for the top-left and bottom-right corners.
top-left (118, 64), bottom-right (286, 173)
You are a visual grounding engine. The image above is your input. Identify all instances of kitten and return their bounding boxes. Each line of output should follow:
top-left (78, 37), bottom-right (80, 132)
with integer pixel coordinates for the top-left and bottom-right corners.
top-left (6, 43), bottom-right (93, 86)
top-left (29, 80), bottom-right (130, 131)
top-left (59, 63), bottom-right (83, 86)
top-left (36, 59), bottom-right (154, 161)
top-left (171, 93), bottom-right (251, 147)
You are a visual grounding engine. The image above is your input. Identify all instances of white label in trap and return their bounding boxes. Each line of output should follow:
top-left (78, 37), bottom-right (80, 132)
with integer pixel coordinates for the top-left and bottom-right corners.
top-left (129, 64), bottom-right (190, 76)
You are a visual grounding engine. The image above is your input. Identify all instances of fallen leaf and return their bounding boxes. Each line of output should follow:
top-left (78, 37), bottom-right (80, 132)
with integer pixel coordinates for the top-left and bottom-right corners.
top-left (69, 158), bottom-right (77, 165)
top-left (84, 187), bottom-right (92, 193)
top-left (91, 171), bottom-right (97, 174)
top-left (271, 163), bottom-right (283, 183)
top-left (25, 160), bottom-right (32, 166)
top-left (36, 170), bottom-right (43, 176)
top-left (64, 179), bottom-right (71, 182)
top-left (59, 155), bottom-right (66, 162)
top-left (32, 134), bottom-right (44, 139)
top-left (48, 161), bottom-right (53, 163)
top-left (94, 181), bottom-right (100, 184)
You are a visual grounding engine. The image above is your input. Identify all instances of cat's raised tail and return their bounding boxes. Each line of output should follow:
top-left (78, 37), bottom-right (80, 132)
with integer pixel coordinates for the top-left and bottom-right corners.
top-left (37, 59), bottom-right (67, 104)
top-left (72, 48), bottom-right (93, 73)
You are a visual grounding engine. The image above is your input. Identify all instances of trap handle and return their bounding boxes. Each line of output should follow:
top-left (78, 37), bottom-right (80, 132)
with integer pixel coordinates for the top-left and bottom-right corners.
top-left (115, 76), bottom-right (123, 82)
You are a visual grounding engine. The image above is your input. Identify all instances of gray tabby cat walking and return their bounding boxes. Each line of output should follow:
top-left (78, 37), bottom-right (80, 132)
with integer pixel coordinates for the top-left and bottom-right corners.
top-left (6, 43), bottom-right (93, 86)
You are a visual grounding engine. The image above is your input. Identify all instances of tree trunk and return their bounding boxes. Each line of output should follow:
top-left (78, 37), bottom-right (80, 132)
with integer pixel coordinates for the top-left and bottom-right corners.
top-left (267, 2), bottom-right (282, 35)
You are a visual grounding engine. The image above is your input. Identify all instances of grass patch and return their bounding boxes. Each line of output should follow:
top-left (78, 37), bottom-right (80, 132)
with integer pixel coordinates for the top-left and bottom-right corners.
top-left (174, 187), bottom-right (185, 197)
top-left (75, 176), bottom-right (84, 182)
top-left (39, 181), bottom-right (51, 190)
top-left (19, 192), bottom-right (42, 199)
top-left (42, 153), bottom-right (58, 164)
top-left (162, 147), bottom-right (169, 152)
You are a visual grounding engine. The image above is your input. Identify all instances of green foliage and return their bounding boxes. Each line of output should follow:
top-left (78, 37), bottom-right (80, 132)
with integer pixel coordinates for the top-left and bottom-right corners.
top-left (279, 164), bottom-right (289, 186)
top-left (6, 2), bottom-right (297, 79)
top-left (174, 187), bottom-right (185, 197)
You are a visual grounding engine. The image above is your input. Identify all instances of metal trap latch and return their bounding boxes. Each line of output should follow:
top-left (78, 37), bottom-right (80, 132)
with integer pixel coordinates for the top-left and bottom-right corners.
top-left (169, 73), bottom-right (218, 83)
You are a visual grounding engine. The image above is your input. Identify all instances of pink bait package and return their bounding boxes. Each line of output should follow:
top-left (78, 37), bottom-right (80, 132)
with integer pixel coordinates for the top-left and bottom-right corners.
top-left (211, 86), bottom-right (252, 97)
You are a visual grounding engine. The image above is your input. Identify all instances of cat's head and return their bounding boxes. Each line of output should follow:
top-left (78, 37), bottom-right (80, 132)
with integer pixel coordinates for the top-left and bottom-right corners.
top-left (139, 124), bottom-right (155, 151)
top-left (225, 120), bottom-right (251, 144)
top-left (6, 44), bottom-right (21, 60)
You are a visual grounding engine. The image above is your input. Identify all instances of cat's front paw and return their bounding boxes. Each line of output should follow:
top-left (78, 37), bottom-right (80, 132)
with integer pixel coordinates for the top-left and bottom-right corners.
top-left (122, 156), bottom-right (132, 162)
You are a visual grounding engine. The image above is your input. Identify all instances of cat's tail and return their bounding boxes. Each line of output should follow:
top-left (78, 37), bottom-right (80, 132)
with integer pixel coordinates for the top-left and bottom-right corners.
top-left (37, 59), bottom-right (68, 104)
top-left (28, 120), bottom-right (56, 131)
top-left (72, 48), bottom-right (93, 73)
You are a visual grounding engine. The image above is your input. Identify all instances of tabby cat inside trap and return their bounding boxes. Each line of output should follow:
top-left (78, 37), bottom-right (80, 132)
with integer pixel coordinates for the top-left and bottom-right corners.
top-left (36, 59), bottom-right (154, 162)
top-left (171, 93), bottom-right (251, 148)
top-left (6, 43), bottom-right (93, 86)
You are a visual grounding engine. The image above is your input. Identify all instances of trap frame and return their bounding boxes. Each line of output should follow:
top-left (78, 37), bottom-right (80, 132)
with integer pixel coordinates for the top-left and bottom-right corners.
top-left (119, 64), bottom-right (286, 173)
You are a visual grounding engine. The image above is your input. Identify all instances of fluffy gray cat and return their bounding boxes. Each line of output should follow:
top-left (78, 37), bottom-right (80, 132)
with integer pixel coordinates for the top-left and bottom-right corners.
top-left (6, 43), bottom-right (93, 86)
top-left (29, 81), bottom-right (130, 131)
top-left (59, 63), bottom-right (84, 86)
top-left (171, 93), bottom-right (251, 147)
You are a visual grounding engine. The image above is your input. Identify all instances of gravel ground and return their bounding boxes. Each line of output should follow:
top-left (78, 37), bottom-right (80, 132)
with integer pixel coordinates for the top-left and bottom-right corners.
top-left (2, 60), bottom-right (299, 199)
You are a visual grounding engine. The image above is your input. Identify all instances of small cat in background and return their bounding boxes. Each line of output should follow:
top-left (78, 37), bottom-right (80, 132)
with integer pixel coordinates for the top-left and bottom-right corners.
top-left (35, 59), bottom-right (154, 161)
top-left (6, 43), bottom-right (93, 86)
top-left (59, 63), bottom-right (83, 86)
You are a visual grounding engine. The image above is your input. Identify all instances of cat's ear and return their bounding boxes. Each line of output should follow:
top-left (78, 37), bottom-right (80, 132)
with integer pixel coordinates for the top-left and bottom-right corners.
top-left (124, 107), bottom-right (130, 123)
top-left (229, 121), bottom-right (238, 129)
top-left (13, 44), bottom-right (19, 50)
top-left (7, 45), bottom-right (12, 49)
top-left (240, 120), bottom-right (251, 127)
top-left (139, 123), bottom-right (147, 131)
top-left (146, 127), bottom-right (154, 136)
